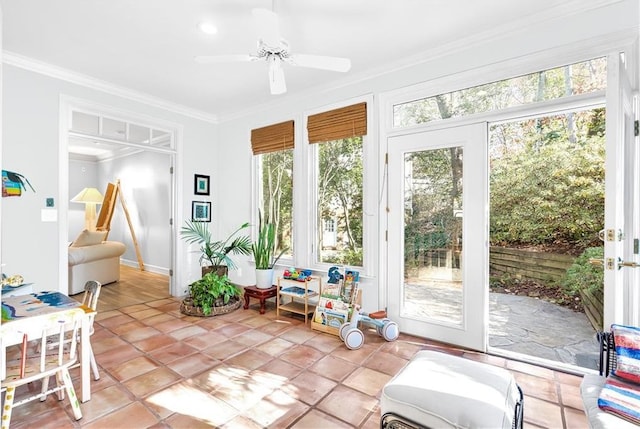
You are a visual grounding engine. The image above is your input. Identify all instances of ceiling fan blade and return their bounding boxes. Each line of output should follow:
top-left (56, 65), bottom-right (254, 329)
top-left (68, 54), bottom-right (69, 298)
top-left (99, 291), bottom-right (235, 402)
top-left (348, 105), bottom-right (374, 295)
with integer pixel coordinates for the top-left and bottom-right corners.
top-left (194, 54), bottom-right (255, 64)
top-left (268, 56), bottom-right (286, 95)
top-left (287, 54), bottom-right (351, 72)
top-left (252, 8), bottom-right (280, 49)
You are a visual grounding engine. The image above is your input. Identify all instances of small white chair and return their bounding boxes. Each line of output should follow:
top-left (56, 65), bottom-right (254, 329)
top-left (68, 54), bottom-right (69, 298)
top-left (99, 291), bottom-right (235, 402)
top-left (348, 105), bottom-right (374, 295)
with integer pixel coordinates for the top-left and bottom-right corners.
top-left (2, 310), bottom-right (84, 427)
top-left (76, 280), bottom-right (102, 380)
top-left (40, 280), bottom-right (102, 400)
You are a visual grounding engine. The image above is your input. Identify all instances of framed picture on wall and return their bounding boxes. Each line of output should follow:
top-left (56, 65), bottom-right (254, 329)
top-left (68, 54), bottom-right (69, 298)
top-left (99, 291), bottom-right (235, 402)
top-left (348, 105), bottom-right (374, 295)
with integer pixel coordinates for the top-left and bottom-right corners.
top-left (194, 174), bottom-right (210, 195)
top-left (192, 201), bottom-right (211, 222)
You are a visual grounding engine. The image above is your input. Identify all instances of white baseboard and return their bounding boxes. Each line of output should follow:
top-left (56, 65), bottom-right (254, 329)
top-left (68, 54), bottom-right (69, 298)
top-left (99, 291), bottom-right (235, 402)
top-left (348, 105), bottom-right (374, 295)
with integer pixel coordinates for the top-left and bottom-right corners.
top-left (121, 259), bottom-right (169, 276)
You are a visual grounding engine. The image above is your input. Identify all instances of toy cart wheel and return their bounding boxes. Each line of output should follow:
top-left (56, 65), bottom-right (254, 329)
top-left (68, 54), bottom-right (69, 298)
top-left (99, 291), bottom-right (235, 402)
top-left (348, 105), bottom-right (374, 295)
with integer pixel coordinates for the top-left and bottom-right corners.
top-left (376, 318), bottom-right (392, 336)
top-left (381, 321), bottom-right (399, 342)
top-left (344, 328), bottom-right (364, 350)
top-left (339, 322), bottom-right (351, 341)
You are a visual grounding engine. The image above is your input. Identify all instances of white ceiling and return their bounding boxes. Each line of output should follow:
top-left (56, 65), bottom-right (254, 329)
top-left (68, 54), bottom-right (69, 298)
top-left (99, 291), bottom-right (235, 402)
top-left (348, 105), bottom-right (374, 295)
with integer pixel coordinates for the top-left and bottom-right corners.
top-left (1, 0), bottom-right (618, 121)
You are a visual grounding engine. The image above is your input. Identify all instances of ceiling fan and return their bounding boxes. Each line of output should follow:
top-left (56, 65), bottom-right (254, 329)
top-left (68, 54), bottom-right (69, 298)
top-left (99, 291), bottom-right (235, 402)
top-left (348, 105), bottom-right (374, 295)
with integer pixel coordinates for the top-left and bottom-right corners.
top-left (195, 8), bottom-right (351, 95)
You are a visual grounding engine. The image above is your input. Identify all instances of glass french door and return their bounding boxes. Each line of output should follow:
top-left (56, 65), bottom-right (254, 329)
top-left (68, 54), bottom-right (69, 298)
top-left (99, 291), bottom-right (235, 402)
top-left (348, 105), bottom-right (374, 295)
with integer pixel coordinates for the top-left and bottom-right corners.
top-left (604, 51), bottom-right (639, 327)
top-left (387, 123), bottom-right (488, 351)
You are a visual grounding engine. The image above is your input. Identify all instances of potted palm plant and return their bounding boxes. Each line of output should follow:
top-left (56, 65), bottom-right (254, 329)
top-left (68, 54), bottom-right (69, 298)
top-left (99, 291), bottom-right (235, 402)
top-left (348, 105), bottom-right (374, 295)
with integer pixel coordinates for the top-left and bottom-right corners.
top-left (180, 271), bottom-right (242, 316)
top-left (180, 221), bottom-right (252, 276)
top-left (252, 212), bottom-right (287, 289)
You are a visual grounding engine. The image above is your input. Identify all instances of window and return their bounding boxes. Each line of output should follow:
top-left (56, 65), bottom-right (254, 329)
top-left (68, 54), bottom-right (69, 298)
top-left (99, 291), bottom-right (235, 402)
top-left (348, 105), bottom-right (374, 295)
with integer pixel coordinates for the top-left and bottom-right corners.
top-left (251, 121), bottom-right (294, 258)
top-left (308, 102), bottom-right (367, 267)
top-left (393, 57), bottom-right (606, 128)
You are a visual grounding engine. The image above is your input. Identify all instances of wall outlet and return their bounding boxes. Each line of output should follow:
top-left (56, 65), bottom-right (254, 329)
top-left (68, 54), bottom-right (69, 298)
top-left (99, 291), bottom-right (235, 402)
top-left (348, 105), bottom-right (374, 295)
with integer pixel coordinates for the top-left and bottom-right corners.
top-left (46, 197), bottom-right (54, 207)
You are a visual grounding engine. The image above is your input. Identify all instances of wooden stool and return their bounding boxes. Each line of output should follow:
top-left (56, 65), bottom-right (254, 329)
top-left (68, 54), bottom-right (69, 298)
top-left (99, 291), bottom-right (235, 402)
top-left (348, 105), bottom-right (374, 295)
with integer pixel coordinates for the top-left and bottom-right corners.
top-left (243, 285), bottom-right (277, 314)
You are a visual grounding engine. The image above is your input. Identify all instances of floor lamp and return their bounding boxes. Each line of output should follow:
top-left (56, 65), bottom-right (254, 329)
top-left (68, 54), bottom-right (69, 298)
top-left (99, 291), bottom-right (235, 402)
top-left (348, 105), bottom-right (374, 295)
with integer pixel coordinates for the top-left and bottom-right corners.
top-left (71, 187), bottom-right (104, 231)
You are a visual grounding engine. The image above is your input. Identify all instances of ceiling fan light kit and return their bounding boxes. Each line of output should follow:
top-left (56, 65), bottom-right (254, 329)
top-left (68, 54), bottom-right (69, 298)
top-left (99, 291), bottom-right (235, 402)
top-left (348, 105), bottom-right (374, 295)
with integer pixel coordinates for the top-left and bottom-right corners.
top-left (195, 8), bottom-right (351, 95)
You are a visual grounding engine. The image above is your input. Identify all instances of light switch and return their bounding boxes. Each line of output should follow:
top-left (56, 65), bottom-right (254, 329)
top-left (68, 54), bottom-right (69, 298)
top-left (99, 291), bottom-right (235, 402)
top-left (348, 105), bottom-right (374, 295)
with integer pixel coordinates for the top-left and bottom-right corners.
top-left (41, 209), bottom-right (57, 222)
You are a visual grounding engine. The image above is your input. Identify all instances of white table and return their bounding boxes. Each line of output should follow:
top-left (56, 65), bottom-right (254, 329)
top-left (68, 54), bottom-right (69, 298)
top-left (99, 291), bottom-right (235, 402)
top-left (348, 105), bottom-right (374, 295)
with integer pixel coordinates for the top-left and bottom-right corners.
top-left (1, 291), bottom-right (95, 402)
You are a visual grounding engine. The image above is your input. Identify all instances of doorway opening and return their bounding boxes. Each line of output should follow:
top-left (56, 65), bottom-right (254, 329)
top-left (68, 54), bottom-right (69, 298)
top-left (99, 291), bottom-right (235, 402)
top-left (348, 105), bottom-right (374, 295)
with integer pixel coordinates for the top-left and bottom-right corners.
top-left (488, 108), bottom-right (604, 371)
top-left (61, 98), bottom-right (178, 297)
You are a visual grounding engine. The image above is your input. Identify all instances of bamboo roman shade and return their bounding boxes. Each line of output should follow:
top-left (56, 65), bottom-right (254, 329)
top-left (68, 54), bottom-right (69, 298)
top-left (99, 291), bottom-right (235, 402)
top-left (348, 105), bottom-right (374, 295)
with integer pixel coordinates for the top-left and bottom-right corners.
top-left (251, 120), bottom-right (295, 155)
top-left (307, 102), bottom-right (367, 144)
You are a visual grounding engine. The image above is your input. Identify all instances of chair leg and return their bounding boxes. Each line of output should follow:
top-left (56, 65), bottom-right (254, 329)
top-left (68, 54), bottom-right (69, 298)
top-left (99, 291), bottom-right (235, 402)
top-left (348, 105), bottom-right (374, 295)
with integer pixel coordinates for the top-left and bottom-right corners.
top-left (1, 386), bottom-right (16, 429)
top-left (59, 368), bottom-right (82, 420)
top-left (55, 371), bottom-right (66, 401)
top-left (40, 375), bottom-right (51, 401)
top-left (88, 343), bottom-right (100, 380)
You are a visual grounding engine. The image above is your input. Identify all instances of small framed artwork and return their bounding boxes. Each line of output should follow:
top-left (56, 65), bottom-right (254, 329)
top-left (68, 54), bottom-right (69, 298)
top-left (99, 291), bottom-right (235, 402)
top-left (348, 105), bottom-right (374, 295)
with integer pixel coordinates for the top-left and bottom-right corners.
top-left (192, 201), bottom-right (211, 222)
top-left (194, 174), bottom-right (210, 195)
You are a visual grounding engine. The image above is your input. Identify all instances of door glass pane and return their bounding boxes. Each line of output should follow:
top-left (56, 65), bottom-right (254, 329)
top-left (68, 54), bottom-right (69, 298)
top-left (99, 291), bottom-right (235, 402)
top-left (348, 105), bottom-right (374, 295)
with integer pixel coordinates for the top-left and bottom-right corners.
top-left (403, 146), bottom-right (463, 325)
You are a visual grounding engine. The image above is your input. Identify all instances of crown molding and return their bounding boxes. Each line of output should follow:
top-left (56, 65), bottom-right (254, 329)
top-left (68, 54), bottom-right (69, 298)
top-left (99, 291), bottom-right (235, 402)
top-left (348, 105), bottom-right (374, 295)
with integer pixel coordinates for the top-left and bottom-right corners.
top-left (3, 50), bottom-right (218, 124)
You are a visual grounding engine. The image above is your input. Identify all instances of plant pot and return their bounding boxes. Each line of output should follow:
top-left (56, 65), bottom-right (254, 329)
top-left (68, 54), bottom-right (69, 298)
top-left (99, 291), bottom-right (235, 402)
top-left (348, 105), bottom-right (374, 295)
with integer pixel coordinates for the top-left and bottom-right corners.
top-left (202, 265), bottom-right (228, 277)
top-left (255, 268), bottom-right (274, 289)
top-left (180, 296), bottom-right (241, 317)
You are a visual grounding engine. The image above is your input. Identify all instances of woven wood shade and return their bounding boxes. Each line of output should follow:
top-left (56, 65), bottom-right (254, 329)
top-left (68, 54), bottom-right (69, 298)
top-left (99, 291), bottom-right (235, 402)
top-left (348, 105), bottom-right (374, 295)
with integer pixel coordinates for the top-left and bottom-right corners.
top-left (307, 102), bottom-right (367, 144)
top-left (251, 120), bottom-right (295, 155)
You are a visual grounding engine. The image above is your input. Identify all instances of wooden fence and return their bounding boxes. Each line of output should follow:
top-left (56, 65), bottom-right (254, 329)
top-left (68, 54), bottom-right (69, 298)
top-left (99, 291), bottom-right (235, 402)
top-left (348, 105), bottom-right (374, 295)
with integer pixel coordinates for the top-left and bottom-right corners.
top-left (489, 246), bottom-right (575, 283)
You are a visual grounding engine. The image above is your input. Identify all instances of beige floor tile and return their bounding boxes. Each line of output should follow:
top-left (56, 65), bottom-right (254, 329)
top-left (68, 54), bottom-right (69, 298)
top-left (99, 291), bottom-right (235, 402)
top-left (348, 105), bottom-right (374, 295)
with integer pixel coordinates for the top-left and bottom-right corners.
top-left (563, 406), bottom-right (589, 429)
top-left (94, 343), bottom-right (144, 369)
top-left (309, 355), bottom-right (358, 381)
top-left (560, 382), bottom-right (585, 411)
top-left (224, 348), bottom-right (275, 371)
top-left (256, 337), bottom-right (296, 357)
top-left (109, 355), bottom-right (160, 382)
top-left (257, 357), bottom-right (304, 380)
top-left (244, 389), bottom-right (310, 428)
top-left (166, 352), bottom-right (220, 378)
top-left (343, 367), bottom-right (393, 397)
top-left (279, 344), bottom-right (326, 368)
top-left (82, 402), bottom-right (159, 429)
top-left (363, 350), bottom-right (409, 376)
top-left (291, 409), bottom-right (353, 428)
top-left (119, 325), bottom-right (162, 343)
top-left (148, 341), bottom-right (198, 364)
top-left (507, 359), bottom-right (556, 380)
top-left (523, 396), bottom-right (564, 428)
top-left (202, 339), bottom-right (248, 360)
top-left (317, 385), bottom-right (378, 427)
top-left (278, 326), bottom-right (319, 344)
top-left (232, 329), bottom-right (274, 347)
top-left (122, 367), bottom-right (182, 397)
top-left (96, 313), bottom-right (136, 330)
top-left (513, 371), bottom-right (559, 403)
top-left (285, 371), bottom-right (337, 405)
top-left (183, 330), bottom-right (229, 350)
top-left (169, 324), bottom-right (209, 340)
top-left (133, 333), bottom-right (179, 352)
top-left (75, 384), bottom-right (134, 423)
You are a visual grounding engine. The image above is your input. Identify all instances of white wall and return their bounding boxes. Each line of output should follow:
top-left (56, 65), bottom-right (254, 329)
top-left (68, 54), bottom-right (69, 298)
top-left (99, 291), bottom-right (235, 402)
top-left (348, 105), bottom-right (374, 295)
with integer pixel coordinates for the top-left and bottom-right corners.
top-left (97, 150), bottom-right (172, 274)
top-left (2, 64), bottom-right (217, 294)
top-left (68, 157), bottom-right (99, 241)
top-left (217, 0), bottom-right (640, 311)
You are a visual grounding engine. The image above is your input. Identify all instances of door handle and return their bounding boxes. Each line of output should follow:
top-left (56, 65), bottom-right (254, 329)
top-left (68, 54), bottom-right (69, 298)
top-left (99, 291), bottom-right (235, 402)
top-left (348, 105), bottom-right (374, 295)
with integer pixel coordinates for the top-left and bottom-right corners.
top-left (618, 258), bottom-right (640, 269)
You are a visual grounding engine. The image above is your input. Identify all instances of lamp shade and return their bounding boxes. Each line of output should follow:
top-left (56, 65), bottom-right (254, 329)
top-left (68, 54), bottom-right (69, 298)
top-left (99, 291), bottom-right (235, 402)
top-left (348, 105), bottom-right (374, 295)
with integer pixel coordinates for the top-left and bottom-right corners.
top-left (71, 187), bottom-right (104, 204)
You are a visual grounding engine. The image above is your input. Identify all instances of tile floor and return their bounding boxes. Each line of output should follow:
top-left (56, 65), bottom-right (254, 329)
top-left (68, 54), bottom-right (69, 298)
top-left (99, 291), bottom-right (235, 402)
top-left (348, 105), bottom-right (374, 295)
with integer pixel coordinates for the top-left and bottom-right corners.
top-left (7, 297), bottom-right (589, 428)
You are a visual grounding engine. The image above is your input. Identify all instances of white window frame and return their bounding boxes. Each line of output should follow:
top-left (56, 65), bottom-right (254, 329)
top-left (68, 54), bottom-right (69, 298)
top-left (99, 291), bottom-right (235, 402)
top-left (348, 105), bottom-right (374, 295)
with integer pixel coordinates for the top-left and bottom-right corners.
top-left (296, 95), bottom-right (376, 277)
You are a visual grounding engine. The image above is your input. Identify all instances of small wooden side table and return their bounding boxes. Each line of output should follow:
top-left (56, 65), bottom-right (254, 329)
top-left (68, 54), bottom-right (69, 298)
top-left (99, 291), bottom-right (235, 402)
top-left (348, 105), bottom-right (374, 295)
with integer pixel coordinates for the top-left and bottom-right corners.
top-left (243, 285), bottom-right (277, 314)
